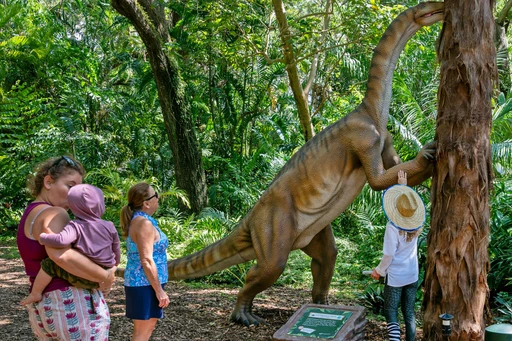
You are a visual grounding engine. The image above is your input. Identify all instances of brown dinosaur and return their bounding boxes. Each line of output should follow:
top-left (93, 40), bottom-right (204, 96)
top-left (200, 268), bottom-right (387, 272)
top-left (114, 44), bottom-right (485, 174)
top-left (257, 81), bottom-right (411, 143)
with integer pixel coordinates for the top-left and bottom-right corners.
top-left (122, 2), bottom-right (443, 326)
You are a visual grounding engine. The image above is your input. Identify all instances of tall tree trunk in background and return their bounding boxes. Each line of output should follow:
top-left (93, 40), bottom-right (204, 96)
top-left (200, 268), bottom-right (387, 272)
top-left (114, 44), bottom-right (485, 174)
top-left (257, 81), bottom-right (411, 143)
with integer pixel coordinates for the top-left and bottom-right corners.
top-left (272, 0), bottom-right (315, 141)
top-left (423, 1), bottom-right (496, 340)
top-left (111, 0), bottom-right (207, 214)
top-left (496, 0), bottom-right (512, 95)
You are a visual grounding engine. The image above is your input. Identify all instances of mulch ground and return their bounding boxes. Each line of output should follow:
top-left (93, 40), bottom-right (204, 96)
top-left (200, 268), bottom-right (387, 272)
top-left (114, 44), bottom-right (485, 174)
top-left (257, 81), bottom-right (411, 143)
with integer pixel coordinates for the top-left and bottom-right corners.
top-left (0, 258), bottom-right (425, 340)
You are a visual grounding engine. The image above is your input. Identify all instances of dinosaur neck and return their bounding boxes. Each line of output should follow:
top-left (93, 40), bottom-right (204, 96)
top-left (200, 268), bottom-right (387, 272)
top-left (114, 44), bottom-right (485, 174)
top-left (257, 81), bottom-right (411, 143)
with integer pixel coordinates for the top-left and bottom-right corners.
top-left (362, 9), bottom-right (425, 128)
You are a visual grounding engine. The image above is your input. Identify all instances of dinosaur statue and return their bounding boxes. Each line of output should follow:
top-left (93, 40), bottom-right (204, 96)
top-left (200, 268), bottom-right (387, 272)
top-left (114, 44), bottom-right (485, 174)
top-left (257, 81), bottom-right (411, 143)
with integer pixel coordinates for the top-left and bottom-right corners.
top-left (122, 2), bottom-right (444, 326)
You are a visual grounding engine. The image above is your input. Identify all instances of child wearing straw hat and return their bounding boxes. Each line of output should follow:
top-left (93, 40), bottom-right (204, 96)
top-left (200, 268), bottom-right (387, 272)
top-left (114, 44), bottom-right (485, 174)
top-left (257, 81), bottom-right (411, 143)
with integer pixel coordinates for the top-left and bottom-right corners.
top-left (371, 170), bottom-right (425, 341)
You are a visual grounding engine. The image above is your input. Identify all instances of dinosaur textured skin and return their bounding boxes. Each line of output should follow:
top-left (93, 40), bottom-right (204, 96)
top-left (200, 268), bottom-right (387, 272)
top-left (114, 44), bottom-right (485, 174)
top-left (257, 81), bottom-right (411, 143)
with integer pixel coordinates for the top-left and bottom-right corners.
top-left (154, 2), bottom-right (442, 326)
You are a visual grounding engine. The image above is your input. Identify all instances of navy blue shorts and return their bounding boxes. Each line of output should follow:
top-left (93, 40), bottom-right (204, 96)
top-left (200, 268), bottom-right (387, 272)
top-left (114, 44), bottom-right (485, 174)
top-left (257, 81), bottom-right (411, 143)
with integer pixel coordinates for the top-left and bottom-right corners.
top-left (125, 284), bottom-right (166, 320)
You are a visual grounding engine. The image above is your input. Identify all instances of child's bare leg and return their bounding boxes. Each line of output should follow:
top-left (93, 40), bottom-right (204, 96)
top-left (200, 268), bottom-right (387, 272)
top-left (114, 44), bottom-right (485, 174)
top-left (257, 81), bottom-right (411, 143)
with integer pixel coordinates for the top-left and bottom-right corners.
top-left (20, 268), bottom-right (52, 305)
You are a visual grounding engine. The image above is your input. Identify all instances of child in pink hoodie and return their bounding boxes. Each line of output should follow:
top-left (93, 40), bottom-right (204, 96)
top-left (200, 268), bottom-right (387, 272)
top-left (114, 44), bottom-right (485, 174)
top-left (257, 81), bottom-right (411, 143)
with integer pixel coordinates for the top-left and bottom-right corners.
top-left (21, 184), bottom-right (120, 305)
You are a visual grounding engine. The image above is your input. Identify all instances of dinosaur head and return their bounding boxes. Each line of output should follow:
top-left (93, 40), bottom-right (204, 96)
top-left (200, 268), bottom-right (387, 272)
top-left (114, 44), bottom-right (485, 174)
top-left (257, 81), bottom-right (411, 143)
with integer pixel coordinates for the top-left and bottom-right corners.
top-left (414, 2), bottom-right (444, 27)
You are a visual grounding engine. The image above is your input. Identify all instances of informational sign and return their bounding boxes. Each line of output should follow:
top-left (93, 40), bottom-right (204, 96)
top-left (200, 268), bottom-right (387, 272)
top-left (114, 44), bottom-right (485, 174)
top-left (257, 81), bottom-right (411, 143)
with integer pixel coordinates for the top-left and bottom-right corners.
top-left (286, 307), bottom-right (353, 339)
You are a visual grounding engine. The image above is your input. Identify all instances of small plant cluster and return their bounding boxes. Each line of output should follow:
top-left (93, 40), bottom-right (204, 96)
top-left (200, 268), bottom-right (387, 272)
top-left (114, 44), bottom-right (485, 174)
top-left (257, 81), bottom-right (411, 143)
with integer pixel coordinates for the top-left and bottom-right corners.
top-left (359, 283), bottom-right (385, 315)
top-left (494, 292), bottom-right (512, 324)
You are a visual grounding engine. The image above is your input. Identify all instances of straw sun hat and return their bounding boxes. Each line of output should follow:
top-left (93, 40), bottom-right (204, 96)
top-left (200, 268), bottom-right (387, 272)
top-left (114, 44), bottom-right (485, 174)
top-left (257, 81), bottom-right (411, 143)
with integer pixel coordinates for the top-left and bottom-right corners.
top-left (382, 185), bottom-right (425, 231)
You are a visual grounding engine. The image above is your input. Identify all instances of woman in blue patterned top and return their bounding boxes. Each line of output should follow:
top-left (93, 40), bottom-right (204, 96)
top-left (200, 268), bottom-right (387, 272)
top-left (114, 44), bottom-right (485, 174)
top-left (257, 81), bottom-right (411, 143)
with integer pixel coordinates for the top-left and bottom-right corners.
top-left (120, 182), bottom-right (169, 341)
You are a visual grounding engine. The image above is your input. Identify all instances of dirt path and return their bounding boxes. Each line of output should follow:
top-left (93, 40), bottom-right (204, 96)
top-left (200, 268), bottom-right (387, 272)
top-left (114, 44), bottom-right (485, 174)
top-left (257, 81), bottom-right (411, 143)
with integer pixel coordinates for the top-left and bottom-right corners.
top-left (1, 258), bottom-right (397, 340)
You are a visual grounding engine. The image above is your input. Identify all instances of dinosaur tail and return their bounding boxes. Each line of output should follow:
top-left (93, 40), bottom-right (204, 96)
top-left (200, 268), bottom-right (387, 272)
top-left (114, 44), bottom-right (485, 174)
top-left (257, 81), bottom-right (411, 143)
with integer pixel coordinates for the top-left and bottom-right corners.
top-left (168, 226), bottom-right (254, 280)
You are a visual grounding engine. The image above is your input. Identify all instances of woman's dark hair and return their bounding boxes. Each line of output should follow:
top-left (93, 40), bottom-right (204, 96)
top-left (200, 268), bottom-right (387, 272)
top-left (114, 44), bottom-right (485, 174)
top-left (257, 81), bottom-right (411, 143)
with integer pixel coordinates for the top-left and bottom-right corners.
top-left (27, 156), bottom-right (85, 197)
top-left (120, 182), bottom-right (151, 237)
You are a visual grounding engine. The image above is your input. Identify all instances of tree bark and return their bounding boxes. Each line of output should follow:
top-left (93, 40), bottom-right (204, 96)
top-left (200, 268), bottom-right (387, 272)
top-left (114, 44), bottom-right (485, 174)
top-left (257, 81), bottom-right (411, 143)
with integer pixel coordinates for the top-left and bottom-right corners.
top-left (423, 1), bottom-right (496, 340)
top-left (111, 0), bottom-right (207, 214)
top-left (272, 0), bottom-right (315, 141)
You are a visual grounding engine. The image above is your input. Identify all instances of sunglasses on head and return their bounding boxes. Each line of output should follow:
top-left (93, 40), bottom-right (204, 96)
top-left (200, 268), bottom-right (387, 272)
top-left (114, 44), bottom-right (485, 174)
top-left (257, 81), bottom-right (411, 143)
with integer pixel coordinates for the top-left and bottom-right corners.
top-left (50, 155), bottom-right (78, 169)
top-left (144, 191), bottom-right (159, 201)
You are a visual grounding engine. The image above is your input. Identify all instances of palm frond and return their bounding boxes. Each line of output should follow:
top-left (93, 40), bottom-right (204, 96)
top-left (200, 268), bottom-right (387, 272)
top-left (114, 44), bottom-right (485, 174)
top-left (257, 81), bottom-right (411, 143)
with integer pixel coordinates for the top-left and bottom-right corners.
top-left (0, 2), bottom-right (23, 29)
top-left (493, 141), bottom-right (512, 174)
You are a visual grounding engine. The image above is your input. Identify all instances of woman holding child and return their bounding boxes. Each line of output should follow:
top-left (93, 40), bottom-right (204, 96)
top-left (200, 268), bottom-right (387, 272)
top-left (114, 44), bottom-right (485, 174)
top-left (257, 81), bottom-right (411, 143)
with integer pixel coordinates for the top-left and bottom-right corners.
top-left (17, 156), bottom-right (115, 340)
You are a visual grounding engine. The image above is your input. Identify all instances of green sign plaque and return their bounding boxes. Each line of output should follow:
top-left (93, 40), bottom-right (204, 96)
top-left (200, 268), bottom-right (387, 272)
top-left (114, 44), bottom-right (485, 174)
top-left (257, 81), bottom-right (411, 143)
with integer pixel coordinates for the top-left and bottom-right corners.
top-left (286, 307), bottom-right (353, 339)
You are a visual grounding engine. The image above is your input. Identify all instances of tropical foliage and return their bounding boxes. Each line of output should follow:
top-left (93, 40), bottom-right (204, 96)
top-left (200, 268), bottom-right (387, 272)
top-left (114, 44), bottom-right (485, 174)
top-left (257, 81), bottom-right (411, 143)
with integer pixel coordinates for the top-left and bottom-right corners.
top-left (1, 0), bottom-right (511, 318)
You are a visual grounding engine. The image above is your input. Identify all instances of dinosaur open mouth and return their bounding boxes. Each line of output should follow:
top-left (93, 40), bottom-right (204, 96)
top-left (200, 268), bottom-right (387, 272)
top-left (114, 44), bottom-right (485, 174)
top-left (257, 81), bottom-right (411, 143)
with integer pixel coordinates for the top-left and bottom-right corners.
top-left (421, 10), bottom-right (443, 18)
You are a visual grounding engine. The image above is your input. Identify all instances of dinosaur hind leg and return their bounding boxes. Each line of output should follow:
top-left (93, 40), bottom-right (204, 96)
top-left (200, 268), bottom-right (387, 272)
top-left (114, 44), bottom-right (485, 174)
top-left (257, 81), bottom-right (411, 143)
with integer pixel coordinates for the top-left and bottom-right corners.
top-left (231, 258), bottom-right (288, 326)
top-left (301, 224), bottom-right (337, 304)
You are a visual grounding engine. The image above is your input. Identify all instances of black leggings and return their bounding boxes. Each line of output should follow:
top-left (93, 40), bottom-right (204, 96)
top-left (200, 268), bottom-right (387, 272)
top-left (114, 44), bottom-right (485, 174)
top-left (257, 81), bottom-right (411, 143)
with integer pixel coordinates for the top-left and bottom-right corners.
top-left (383, 279), bottom-right (418, 341)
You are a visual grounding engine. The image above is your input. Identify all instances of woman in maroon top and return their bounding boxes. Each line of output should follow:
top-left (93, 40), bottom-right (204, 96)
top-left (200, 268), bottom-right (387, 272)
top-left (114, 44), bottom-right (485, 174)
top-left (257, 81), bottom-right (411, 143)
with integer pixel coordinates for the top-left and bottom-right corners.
top-left (17, 156), bottom-right (115, 340)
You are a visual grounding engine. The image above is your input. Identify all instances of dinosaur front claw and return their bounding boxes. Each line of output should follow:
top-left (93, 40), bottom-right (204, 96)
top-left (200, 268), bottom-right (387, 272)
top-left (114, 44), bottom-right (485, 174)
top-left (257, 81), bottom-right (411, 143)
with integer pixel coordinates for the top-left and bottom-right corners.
top-left (231, 307), bottom-right (265, 326)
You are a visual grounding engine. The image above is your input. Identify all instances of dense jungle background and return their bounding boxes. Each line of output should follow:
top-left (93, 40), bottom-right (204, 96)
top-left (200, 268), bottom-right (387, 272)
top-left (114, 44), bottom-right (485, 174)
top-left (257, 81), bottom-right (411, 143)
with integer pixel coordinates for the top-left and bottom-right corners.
top-left (1, 0), bottom-right (512, 339)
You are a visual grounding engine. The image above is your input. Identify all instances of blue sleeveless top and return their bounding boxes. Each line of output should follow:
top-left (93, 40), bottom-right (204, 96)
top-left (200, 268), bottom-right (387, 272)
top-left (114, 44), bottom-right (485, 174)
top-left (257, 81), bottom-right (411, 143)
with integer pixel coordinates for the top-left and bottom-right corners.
top-left (124, 211), bottom-right (168, 287)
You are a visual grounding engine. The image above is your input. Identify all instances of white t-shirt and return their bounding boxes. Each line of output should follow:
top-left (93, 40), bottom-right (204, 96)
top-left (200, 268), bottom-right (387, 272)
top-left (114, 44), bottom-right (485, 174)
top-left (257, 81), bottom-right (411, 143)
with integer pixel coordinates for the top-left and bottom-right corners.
top-left (375, 221), bottom-right (419, 287)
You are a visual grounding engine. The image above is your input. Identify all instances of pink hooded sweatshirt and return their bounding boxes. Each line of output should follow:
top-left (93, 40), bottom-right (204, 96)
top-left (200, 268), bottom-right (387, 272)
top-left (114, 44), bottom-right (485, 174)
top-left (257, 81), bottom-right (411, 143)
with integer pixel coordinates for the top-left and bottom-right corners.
top-left (39, 184), bottom-right (121, 267)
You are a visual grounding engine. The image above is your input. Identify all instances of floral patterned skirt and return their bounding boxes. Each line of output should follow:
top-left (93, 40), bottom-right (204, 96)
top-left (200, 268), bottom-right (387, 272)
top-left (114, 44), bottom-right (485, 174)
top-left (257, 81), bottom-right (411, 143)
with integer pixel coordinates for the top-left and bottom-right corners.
top-left (26, 286), bottom-right (110, 341)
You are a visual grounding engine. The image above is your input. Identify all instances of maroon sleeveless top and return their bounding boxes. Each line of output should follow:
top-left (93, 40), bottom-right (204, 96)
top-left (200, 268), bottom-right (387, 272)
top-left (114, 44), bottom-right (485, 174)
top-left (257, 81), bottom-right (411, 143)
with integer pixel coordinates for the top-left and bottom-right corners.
top-left (17, 202), bottom-right (71, 293)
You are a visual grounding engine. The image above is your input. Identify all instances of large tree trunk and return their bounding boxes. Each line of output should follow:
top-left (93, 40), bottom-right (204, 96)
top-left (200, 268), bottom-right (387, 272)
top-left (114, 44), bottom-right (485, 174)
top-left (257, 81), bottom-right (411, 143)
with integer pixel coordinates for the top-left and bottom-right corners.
top-left (422, 1), bottom-right (496, 340)
top-left (111, 0), bottom-right (207, 214)
top-left (272, 0), bottom-right (315, 141)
